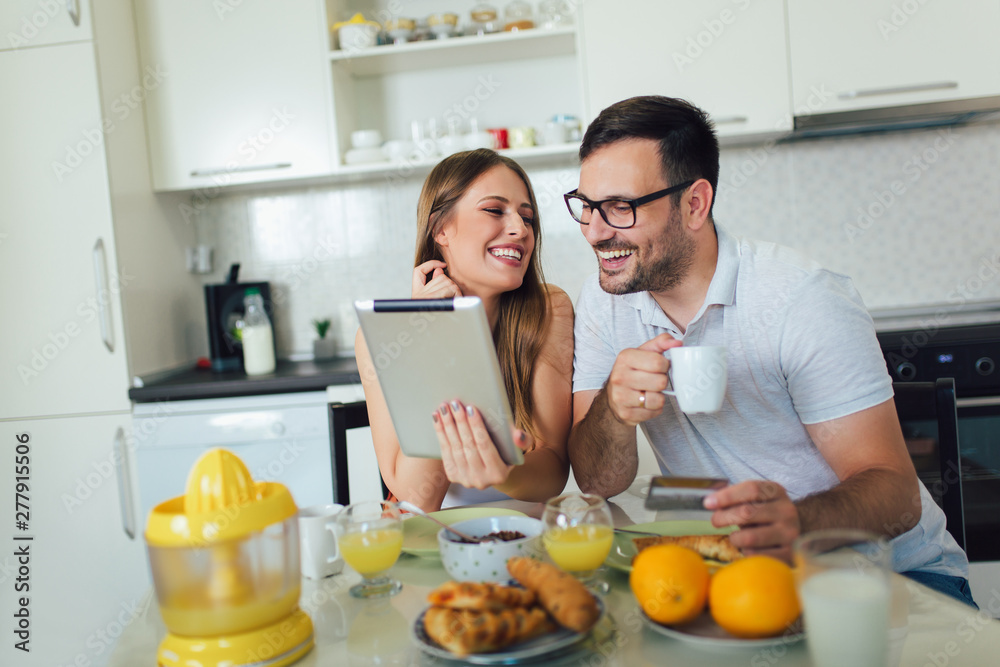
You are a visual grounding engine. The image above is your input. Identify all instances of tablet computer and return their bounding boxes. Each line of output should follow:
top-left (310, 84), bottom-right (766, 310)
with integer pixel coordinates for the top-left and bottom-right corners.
top-left (354, 297), bottom-right (523, 466)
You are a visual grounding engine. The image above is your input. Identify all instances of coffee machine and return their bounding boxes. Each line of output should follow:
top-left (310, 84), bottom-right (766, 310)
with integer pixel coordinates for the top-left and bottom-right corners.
top-left (204, 264), bottom-right (276, 372)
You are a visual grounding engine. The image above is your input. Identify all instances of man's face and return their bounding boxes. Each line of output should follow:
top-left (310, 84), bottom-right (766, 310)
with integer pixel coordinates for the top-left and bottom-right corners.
top-left (576, 139), bottom-right (695, 295)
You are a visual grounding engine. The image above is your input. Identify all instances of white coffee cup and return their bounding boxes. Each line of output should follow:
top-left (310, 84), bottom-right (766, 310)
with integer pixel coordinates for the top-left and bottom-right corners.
top-left (662, 346), bottom-right (727, 413)
top-left (299, 504), bottom-right (345, 579)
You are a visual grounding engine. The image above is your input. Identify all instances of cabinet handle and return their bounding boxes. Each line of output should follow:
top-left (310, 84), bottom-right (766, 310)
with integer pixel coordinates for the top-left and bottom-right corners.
top-left (92, 238), bottom-right (115, 353)
top-left (957, 396), bottom-right (1000, 408)
top-left (712, 116), bottom-right (748, 125)
top-left (190, 162), bottom-right (292, 177)
top-left (113, 428), bottom-right (137, 540)
top-left (67, 0), bottom-right (81, 27)
top-left (838, 81), bottom-right (958, 100)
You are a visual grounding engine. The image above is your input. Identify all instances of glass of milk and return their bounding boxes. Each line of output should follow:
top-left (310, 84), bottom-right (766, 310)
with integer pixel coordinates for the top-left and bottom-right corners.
top-left (794, 530), bottom-right (893, 667)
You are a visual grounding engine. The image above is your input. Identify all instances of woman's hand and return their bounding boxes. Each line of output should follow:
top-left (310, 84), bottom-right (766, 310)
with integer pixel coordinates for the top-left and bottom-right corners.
top-left (413, 260), bottom-right (462, 299)
top-left (432, 400), bottom-right (533, 490)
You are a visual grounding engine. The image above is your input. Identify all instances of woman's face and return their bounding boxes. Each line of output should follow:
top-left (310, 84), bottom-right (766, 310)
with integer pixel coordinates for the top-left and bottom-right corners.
top-left (434, 166), bottom-right (536, 297)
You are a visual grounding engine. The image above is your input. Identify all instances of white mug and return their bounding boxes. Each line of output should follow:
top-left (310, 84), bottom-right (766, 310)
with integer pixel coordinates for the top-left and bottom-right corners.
top-left (662, 346), bottom-right (727, 413)
top-left (299, 504), bottom-right (345, 579)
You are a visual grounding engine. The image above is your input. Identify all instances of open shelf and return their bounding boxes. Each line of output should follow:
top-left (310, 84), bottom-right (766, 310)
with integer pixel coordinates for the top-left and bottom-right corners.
top-left (333, 142), bottom-right (581, 179)
top-left (216, 143), bottom-right (581, 193)
top-left (328, 27), bottom-right (577, 76)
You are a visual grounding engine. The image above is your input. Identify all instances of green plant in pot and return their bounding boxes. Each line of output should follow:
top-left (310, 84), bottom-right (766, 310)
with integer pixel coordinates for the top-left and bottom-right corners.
top-left (312, 318), bottom-right (338, 360)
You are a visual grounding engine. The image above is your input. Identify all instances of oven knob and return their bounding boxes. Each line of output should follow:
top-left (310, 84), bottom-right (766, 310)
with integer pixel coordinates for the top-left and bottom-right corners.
top-left (895, 361), bottom-right (917, 380)
top-left (976, 357), bottom-right (995, 376)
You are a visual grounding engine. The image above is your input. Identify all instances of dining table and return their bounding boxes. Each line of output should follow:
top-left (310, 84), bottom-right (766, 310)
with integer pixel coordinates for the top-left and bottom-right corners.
top-left (109, 475), bottom-right (1000, 666)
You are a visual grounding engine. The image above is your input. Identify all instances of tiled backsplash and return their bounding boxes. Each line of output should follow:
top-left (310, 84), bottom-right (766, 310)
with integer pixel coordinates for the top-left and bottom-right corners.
top-left (194, 121), bottom-right (1000, 358)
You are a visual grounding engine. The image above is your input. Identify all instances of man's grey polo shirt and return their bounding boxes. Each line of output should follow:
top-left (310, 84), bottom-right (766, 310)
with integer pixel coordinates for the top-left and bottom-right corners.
top-left (573, 225), bottom-right (967, 577)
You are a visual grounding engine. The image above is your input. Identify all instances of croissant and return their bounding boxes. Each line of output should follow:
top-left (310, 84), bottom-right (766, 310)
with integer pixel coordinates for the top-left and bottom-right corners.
top-left (506, 557), bottom-right (600, 633)
top-left (423, 606), bottom-right (554, 656)
top-left (427, 581), bottom-right (537, 611)
top-left (631, 534), bottom-right (743, 563)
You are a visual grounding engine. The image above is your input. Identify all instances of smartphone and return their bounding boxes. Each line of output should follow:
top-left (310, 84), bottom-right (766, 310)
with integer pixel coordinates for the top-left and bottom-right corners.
top-left (644, 476), bottom-right (729, 511)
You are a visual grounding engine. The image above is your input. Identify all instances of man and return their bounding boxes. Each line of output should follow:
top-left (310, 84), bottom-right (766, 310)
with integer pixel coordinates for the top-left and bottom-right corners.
top-left (566, 95), bottom-right (974, 606)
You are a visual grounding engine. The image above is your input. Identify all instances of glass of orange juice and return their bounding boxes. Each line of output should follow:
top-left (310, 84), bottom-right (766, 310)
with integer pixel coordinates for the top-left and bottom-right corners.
top-left (332, 500), bottom-right (403, 599)
top-left (542, 493), bottom-right (614, 593)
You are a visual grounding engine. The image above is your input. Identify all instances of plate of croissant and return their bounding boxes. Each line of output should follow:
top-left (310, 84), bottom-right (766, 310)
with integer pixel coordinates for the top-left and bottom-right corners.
top-left (606, 522), bottom-right (738, 572)
top-left (413, 557), bottom-right (604, 663)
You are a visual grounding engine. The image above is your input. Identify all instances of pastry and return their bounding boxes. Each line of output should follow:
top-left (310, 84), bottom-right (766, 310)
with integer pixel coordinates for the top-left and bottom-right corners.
top-left (427, 580), bottom-right (536, 611)
top-left (422, 606), bottom-right (553, 656)
top-left (631, 534), bottom-right (743, 563)
top-left (506, 557), bottom-right (600, 633)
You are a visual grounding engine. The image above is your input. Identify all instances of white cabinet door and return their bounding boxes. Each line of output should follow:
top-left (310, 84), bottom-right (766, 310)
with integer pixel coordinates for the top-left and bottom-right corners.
top-left (134, 0), bottom-right (334, 191)
top-left (0, 0), bottom-right (92, 51)
top-left (578, 0), bottom-right (792, 142)
top-left (788, 0), bottom-right (1000, 116)
top-left (0, 42), bottom-right (130, 420)
top-left (0, 414), bottom-right (148, 667)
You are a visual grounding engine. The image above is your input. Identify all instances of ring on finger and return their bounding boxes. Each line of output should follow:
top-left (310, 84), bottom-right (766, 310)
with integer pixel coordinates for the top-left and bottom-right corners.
top-left (638, 391), bottom-right (646, 407)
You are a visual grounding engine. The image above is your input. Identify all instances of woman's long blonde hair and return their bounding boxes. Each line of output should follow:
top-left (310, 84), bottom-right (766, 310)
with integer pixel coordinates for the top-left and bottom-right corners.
top-left (415, 149), bottom-right (548, 438)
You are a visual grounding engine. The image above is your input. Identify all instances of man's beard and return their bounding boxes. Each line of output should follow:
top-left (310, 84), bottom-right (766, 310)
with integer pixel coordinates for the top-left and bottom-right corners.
top-left (597, 208), bottom-right (695, 295)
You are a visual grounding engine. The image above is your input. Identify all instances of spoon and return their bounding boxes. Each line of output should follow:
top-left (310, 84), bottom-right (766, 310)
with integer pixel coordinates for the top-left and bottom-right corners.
top-left (397, 500), bottom-right (487, 543)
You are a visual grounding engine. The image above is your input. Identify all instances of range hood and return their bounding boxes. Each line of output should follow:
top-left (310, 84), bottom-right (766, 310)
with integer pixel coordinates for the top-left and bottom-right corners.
top-left (789, 94), bottom-right (1000, 140)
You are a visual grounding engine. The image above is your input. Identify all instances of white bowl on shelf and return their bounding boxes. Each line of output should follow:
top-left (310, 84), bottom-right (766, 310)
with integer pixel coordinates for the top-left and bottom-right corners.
top-left (382, 139), bottom-right (418, 162)
top-left (351, 129), bottom-right (383, 149)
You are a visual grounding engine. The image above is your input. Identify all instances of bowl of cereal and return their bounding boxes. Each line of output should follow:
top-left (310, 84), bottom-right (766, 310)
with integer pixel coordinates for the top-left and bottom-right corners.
top-left (438, 515), bottom-right (543, 582)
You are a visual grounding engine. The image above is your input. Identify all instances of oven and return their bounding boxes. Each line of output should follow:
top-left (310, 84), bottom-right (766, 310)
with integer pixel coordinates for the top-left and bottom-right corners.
top-left (877, 321), bottom-right (1000, 609)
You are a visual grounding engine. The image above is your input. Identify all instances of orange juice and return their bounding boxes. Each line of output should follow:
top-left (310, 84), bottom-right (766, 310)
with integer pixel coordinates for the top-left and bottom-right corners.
top-left (339, 529), bottom-right (403, 576)
top-left (544, 524), bottom-right (613, 572)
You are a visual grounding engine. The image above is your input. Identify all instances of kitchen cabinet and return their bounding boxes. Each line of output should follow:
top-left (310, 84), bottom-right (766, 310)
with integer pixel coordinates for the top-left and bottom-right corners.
top-left (787, 0), bottom-right (1000, 117)
top-left (133, 0), bottom-right (336, 191)
top-left (131, 0), bottom-right (583, 189)
top-left (0, 40), bottom-right (130, 420)
top-left (0, 415), bottom-right (147, 667)
top-left (0, 5), bottom-right (175, 663)
top-left (577, 0), bottom-right (792, 143)
top-left (0, 0), bottom-right (92, 50)
top-left (325, 12), bottom-right (583, 173)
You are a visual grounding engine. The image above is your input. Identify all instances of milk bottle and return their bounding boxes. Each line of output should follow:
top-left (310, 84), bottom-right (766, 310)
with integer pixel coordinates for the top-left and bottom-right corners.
top-left (242, 289), bottom-right (275, 375)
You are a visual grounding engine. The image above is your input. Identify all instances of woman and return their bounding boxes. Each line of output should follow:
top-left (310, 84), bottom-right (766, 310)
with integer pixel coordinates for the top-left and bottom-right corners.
top-left (355, 149), bottom-right (574, 511)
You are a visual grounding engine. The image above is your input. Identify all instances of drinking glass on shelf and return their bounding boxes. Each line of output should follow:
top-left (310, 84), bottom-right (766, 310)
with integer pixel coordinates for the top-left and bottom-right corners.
top-left (794, 529), bottom-right (893, 667)
top-left (542, 493), bottom-right (614, 593)
top-left (331, 500), bottom-right (404, 599)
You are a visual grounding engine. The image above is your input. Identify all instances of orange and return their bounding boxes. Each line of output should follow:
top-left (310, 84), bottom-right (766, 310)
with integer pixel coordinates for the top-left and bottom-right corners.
top-left (629, 544), bottom-right (710, 625)
top-left (709, 555), bottom-right (801, 638)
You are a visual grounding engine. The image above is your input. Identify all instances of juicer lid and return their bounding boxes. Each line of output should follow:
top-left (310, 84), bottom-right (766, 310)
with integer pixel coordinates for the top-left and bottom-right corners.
top-left (145, 448), bottom-right (298, 547)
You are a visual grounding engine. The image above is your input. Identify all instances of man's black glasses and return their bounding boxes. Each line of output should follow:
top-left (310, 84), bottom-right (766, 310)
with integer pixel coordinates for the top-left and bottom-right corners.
top-left (563, 181), bottom-right (695, 229)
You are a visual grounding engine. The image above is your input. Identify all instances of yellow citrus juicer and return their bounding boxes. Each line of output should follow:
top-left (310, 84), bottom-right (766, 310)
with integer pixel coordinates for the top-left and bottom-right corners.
top-left (145, 448), bottom-right (313, 667)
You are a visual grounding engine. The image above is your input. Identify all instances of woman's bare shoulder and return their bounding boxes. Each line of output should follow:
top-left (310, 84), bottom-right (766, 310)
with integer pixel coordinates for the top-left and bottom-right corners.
top-left (544, 284), bottom-right (574, 319)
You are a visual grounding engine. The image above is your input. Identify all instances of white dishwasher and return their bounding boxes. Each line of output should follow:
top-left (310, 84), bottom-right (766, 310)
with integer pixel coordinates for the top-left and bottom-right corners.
top-left (131, 386), bottom-right (364, 523)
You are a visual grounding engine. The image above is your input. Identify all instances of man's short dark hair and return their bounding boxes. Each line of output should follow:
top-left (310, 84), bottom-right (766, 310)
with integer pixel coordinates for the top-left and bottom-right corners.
top-left (579, 96), bottom-right (720, 217)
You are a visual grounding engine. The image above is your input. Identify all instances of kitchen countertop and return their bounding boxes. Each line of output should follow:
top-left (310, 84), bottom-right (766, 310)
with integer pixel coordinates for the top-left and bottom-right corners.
top-left (108, 479), bottom-right (1000, 667)
top-left (128, 357), bottom-right (361, 403)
